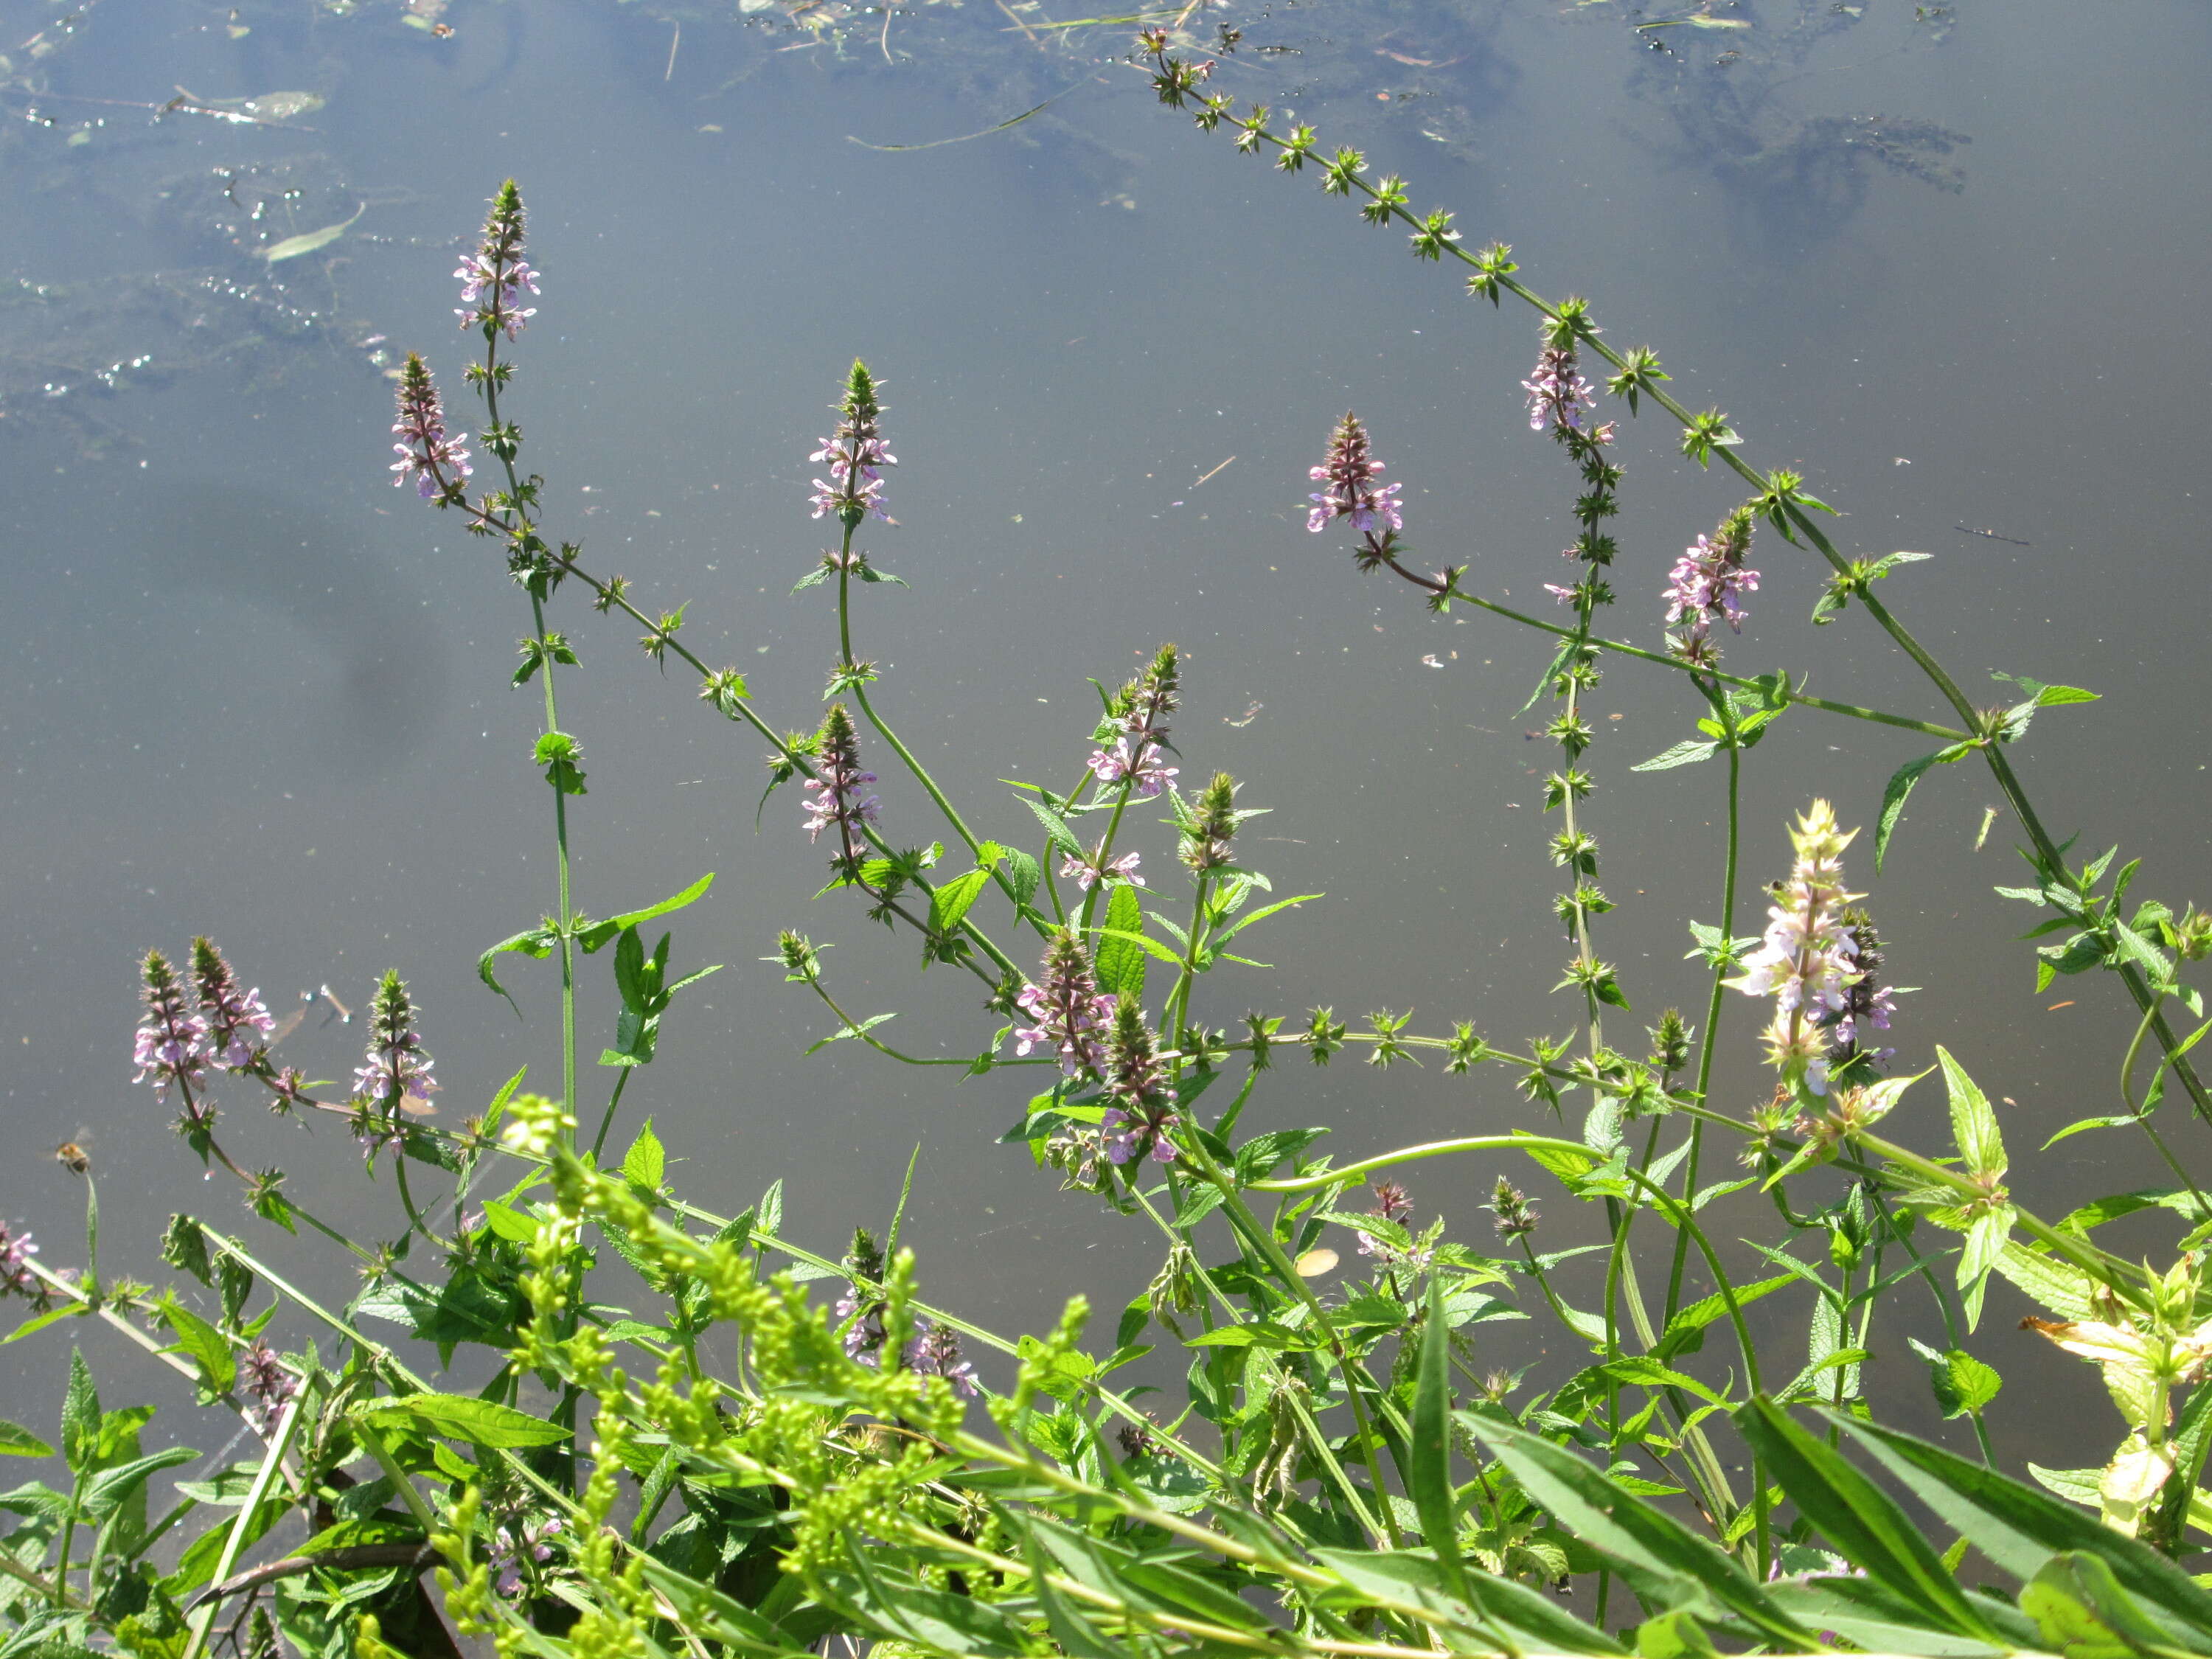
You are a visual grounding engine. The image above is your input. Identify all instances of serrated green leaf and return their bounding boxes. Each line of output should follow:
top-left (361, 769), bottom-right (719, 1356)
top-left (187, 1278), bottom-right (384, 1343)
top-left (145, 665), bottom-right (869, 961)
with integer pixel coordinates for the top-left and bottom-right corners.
top-left (621, 1119), bottom-right (665, 1191)
top-left (1093, 884), bottom-right (1148, 1001)
top-left (0, 1416), bottom-right (54, 1458)
top-left (1632, 740), bottom-right (1719, 773)
top-left (159, 1299), bottom-right (237, 1399)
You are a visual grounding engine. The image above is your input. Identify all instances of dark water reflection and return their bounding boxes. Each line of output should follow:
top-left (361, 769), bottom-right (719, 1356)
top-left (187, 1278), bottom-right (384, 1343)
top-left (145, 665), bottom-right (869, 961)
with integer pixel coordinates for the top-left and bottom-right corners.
top-left (4, 0), bottom-right (2210, 1487)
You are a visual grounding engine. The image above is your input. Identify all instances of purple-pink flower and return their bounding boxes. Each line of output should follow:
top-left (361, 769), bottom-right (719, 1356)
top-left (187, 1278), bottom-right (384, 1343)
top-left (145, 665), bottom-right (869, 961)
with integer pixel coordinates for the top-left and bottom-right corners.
top-left (239, 1341), bottom-right (297, 1432)
top-left (1058, 844), bottom-right (1143, 894)
top-left (389, 354), bottom-right (471, 500)
top-left (1102, 1000), bottom-right (1178, 1164)
top-left (1307, 412), bottom-right (1404, 535)
top-left (133, 949), bottom-right (209, 1099)
top-left (1012, 933), bottom-right (1117, 1079)
top-left (193, 938), bottom-right (274, 1071)
top-left (810, 361), bottom-right (895, 526)
top-left (801, 705), bottom-right (881, 868)
top-left (1664, 508), bottom-right (1760, 665)
top-left (1085, 738), bottom-right (1177, 800)
top-left (0, 1220), bottom-right (38, 1298)
top-left (1728, 801), bottom-right (1864, 1096)
top-left (350, 972), bottom-right (437, 1161)
top-left (905, 1321), bottom-right (979, 1398)
top-left (1523, 344), bottom-right (1595, 435)
top-left (456, 181), bottom-right (538, 341)
top-left (490, 1515), bottom-right (562, 1598)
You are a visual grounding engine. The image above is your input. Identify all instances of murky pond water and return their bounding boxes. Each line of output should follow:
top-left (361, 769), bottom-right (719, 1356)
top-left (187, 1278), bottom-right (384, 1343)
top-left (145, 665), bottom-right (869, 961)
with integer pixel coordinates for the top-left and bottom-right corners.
top-left (4, 0), bottom-right (2210, 1480)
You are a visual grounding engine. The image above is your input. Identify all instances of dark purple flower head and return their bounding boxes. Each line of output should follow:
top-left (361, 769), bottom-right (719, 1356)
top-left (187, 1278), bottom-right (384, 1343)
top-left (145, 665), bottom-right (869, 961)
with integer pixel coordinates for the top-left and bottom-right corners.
top-left (192, 938), bottom-right (274, 1071)
top-left (1307, 412), bottom-right (1405, 535)
top-left (390, 353), bottom-right (471, 500)
top-left (801, 704), bottom-right (880, 870)
top-left (0, 1220), bottom-right (38, 1298)
top-left (239, 1341), bottom-right (297, 1431)
top-left (1012, 932), bottom-right (1116, 1079)
top-left (456, 180), bottom-right (538, 341)
top-left (349, 973), bottom-right (436, 1119)
top-left (809, 360), bottom-right (895, 528)
top-left (1820, 911), bottom-right (1900, 1079)
top-left (904, 1320), bottom-right (979, 1398)
top-left (133, 949), bottom-right (209, 1099)
top-left (1369, 1181), bottom-right (1413, 1225)
top-left (1523, 344), bottom-right (1596, 436)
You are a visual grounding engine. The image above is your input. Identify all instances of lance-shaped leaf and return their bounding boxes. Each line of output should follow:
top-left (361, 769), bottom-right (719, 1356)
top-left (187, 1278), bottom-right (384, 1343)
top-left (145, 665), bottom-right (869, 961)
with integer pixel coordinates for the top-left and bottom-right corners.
top-left (1736, 1397), bottom-right (2000, 1642)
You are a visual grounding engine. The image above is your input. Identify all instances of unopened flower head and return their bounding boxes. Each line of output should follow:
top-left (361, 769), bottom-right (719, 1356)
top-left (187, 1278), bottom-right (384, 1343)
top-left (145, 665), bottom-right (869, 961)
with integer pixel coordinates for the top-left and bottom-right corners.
top-left (133, 948), bottom-right (209, 1098)
top-left (192, 938), bottom-right (274, 1071)
top-left (1012, 931), bottom-right (1116, 1078)
top-left (1307, 411), bottom-right (1404, 535)
top-left (1102, 999), bottom-right (1178, 1164)
top-left (1523, 344), bottom-right (1595, 435)
top-left (352, 970), bottom-right (439, 1112)
top-left (1487, 1176), bottom-right (1539, 1239)
top-left (904, 1320), bottom-right (979, 1398)
top-left (809, 359), bottom-right (895, 527)
top-left (801, 705), bottom-right (881, 866)
top-left (1664, 507), bottom-right (1761, 664)
top-left (1727, 801), bottom-right (1865, 1096)
top-left (1369, 1181), bottom-right (1413, 1225)
top-left (389, 354), bottom-right (471, 500)
top-left (1178, 771), bottom-right (1243, 874)
top-left (1358, 1180), bottom-right (1433, 1272)
top-left (456, 180), bottom-right (539, 341)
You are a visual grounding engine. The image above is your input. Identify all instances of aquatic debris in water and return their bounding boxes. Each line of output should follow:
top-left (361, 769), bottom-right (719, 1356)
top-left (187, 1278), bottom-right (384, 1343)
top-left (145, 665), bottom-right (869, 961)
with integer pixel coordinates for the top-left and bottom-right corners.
top-left (262, 202), bottom-right (365, 262)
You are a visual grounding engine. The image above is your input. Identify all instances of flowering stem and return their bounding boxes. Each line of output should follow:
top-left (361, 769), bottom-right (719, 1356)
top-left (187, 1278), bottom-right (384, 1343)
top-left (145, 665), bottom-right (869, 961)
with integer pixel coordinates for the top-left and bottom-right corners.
top-left (833, 528), bottom-right (1046, 953)
top-left (1375, 556), bottom-right (1969, 740)
top-left (1667, 692), bottom-right (1741, 1329)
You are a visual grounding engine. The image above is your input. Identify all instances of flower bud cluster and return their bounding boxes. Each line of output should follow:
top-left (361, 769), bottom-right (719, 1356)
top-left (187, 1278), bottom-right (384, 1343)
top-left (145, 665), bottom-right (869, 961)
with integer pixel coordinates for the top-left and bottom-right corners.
top-left (0, 1220), bottom-right (38, 1299)
top-left (133, 948), bottom-right (209, 1099)
top-left (1486, 1176), bottom-right (1540, 1240)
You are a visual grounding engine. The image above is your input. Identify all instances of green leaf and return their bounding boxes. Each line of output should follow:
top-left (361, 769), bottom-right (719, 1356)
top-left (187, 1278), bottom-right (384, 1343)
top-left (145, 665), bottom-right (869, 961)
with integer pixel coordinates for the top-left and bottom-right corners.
top-left (1907, 1339), bottom-right (2003, 1418)
top-left (476, 925), bottom-right (555, 1011)
top-left (1875, 751), bottom-right (1946, 874)
top-left (1632, 740), bottom-right (1719, 773)
top-left (1634, 1610), bottom-right (1722, 1658)
top-left (1092, 884), bottom-right (1148, 1001)
top-left (61, 1349), bottom-right (100, 1472)
top-left (1405, 1275), bottom-right (1479, 1617)
top-left (1837, 1413), bottom-right (2212, 1640)
top-left (1185, 1321), bottom-right (1316, 1351)
top-left (1736, 1397), bottom-right (1997, 1641)
top-left (1091, 926), bottom-right (1185, 967)
top-left (0, 1416), bottom-right (54, 1458)
top-left (83, 1444), bottom-right (198, 1520)
top-left (621, 1119), bottom-right (665, 1191)
top-left (476, 1200), bottom-right (539, 1244)
top-left (356, 1393), bottom-right (569, 1448)
top-left (2042, 1115), bottom-right (2141, 1150)
top-left (1018, 793), bottom-right (1083, 858)
top-left (1466, 1416), bottom-right (1816, 1647)
top-left (1938, 1046), bottom-right (2006, 1178)
top-left (158, 1298), bottom-right (237, 1399)
top-left (997, 846), bottom-right (1042, 910)
top-left (2021, 1551), bottom-right (2191, 1659)
top-left (1213, 893), bottom-right (1324, 945)
top-left (927, 868), bottom-right (990, 938)
top-left (1021, 1531), bottom-right (1124, 1659)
